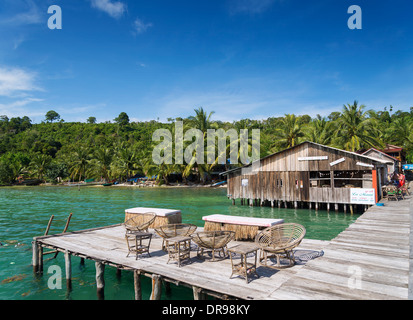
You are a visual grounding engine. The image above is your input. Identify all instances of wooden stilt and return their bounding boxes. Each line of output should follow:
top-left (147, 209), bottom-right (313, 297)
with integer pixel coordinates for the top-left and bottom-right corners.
top-left (327, 203), bottom-right (330, 211)
top-left (193, 286), bottom-right (206, 300)
top-left (134, 270), bottom-right (142, 300)
top-left (335, 203), bottom-right (339, 212)
top-left (32, 241), bottom-right (39, 273)
top-left (150, 274), bottom-right (162, 300)
top-left (95, 262), bottom-right (105, 300)
top-left (344, 204), bottom-right (347, 213)
top-left (350, 205), bottom-right (354, 215)
top-left (65, 250), bottom-right (72, 290)
top-left (38, 246), bottom-right (43, 274)
top-left (315, 202), bottom-right (318, 211)
top-left (232, 199), bottom-right (235, 205)
top-left (294, 201), bottom-right (298, 209)
top-left (278, 200), bottom-right (281, 208)
top-left (309, 202), bottom-right (312, 209)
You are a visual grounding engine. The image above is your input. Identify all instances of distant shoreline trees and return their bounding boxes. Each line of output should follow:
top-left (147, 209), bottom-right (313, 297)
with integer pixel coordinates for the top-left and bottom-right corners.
top-left (0, 104), bottom-right (412, 185)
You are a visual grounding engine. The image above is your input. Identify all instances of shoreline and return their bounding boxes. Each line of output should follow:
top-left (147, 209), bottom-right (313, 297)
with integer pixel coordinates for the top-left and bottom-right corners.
top-left (1, 182), bottom-right (227, 189)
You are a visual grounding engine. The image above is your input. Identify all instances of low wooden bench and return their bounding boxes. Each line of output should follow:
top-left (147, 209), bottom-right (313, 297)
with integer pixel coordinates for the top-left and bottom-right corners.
top-left (202, 214), bottom-right (284, 241)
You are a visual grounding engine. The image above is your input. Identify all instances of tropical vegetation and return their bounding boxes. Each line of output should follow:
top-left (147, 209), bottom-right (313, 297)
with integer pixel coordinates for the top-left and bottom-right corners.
top-left (1, 101), bottom-right (412, 185)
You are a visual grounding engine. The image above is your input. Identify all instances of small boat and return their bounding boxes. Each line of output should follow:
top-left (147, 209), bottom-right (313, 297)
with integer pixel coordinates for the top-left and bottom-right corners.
top-left (102, 183), bottom-right (113, 186)
top-left (210, 181), bottom-right (227, 187)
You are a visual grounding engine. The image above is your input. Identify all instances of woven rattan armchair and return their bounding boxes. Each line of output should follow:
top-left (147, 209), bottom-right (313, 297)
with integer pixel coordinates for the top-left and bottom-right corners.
top-left (255, 223), bottom-right (306, 269)
top-left (191, 231), bottom-right (235, 261)
top-left (124, 213), bottom-right (156, 234)
top-left (154, 223), bottom-right (198, 250)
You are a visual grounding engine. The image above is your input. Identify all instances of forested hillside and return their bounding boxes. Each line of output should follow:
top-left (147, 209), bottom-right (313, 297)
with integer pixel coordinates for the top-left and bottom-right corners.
top-left (1, 101), bottom-right (412, 185)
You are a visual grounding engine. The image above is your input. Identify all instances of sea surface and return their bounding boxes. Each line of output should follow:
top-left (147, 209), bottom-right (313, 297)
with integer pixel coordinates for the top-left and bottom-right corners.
top-left (0, 186), bottom-right (360, 300)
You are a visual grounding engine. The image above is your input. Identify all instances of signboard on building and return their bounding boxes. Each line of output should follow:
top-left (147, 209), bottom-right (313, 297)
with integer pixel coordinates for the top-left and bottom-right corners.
top-left (350, 188), bottom-right (376, 204)
top-left (402, 164), bottom-right (413, 170)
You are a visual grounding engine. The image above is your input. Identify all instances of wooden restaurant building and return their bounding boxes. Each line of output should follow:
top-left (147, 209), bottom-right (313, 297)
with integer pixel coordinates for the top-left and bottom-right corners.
top-left (221, 142), bottom-right (388, 212)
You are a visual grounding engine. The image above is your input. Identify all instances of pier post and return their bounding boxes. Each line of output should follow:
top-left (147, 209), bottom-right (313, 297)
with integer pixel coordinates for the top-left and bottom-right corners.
top-left (150, 274), bottom-right (162, 300)
top-left (232, 199), bottom-right (235, 205)
top-left (335, 204), bottom-right (339, 212)
top-left (344, 204), bottom-right (347, 213)
top-left (95, 262), bottom-right (105, 300)
top-left (327, 203), bottom-right (330, 211)
top-left (64, 250), bottom-right (72, 290)
top-left (315, 202), bottom-right (318, 211)
top-left (38, 245), bottom-right (43, 274)
top-left (134, 270), bottom-right (142, 300)
top-left (193, 286), bottom-right (207, 300)
top-left (32, 240), bottom-right (39, 273)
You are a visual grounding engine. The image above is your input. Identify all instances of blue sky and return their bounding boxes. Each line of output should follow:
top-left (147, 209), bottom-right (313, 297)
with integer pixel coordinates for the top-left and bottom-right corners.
top-left (0, 0), bottom-right (412, 123)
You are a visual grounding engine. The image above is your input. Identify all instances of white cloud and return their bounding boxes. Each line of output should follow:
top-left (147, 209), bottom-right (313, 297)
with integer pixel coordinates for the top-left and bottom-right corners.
top-left (0, 66), bottom-right (41, 97)
top-left (0, 0), bottom-right (43, 26)
top-left (133, 18), bottom-right (153, 34)
top-left (90, 0), bottom-right (126, 19)
top-left (0, 98), bottom-right (45, 118)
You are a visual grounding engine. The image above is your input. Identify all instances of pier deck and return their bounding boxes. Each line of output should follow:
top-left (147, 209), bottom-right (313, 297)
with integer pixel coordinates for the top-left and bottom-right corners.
top-left (33, 197), bottom-right (412, 300)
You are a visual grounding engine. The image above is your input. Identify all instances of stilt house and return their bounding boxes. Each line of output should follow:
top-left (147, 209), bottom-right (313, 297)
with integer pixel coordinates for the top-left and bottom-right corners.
top-left (221, 142), bottom-right (388, 211)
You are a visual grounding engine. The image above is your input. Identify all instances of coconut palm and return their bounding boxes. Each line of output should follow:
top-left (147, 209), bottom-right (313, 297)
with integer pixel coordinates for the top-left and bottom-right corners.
top-left (336, 101), bottom-right (382, 152)
top-left (273, 114), bottom-right (305, 150)
top-left (69, 146), bottom-right (91, 182)
top-left (187, 107), bottom-right (215, 134)
top-left (89, 147), bottom-right (113, 182)
top-left (30, 153), bottom-right (52, 181)
top-left (304, 115), bottom-right (336, 146)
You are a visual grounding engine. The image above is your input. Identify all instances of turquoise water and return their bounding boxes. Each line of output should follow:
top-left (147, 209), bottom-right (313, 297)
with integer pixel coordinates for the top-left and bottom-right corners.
top-left (0, 186), bottom-right (360, 300)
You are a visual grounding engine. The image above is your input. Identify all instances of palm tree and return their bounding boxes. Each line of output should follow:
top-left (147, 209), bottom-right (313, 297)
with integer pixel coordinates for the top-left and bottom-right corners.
top-left (273, 114), bottom-right (304, 150)
top-left (336, 101), bottom-right (382, 151)
top-left (187, 107), bottom-right (215, 134)
top-left (30, 153), bottom-right (52, 181)
top-left (114, 147), bottom-right (138, 181)
top-left (90, 147), bottom-right (113, 182)
top-left (69, 146), bottom-right (91, 182)
top-left (384, 116), bottom-right (413, 148)
top-left (304, 115), bottom-right (336, 146)
top-left (183, 107), bottom-right (216, 183)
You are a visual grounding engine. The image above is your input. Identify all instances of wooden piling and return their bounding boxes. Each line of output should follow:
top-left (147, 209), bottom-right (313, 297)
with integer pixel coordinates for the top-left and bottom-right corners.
top-left (150, 274), bottom-right (162, 300)
top-left (134, 270), bottom-right (142, 300)
top-left (32, 241), bottom-right (39, 273)
top-left (65, 250), bottom-right (72, 290)
top-left (193, 286), bottom-right (207, 300)
top-left (38, 245), bottom-right (43, 274)
top-left (95, 262), bottom-right (105, 300)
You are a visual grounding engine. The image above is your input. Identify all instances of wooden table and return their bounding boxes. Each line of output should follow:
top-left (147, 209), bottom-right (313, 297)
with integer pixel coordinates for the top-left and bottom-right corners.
top-left (125, 232), bottom-right (152, 260)
top-left (228, 243), bottom-right (259, 283)
top-left (166, 236), bottom-right (192, 267)
top-left (202, 214), bottom-right (284, 240)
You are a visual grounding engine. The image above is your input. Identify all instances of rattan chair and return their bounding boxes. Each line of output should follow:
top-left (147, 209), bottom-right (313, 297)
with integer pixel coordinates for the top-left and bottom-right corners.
top-left (255, 223), bottom-right (306, 269)
top-left (124, 213), bottom-right (156, 233)
top-left (154, 223), bottom-right (197, 250)
top-left (191, 231), bottom-right (235, 261)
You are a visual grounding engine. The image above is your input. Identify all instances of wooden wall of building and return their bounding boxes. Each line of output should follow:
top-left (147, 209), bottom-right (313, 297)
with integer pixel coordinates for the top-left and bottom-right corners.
top-left (226, 142), bottom-right (383, 205)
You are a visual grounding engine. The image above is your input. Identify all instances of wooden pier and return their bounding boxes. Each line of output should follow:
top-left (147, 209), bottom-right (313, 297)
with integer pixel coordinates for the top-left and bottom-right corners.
top-left (32, 198), bottom-right (412, 300)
